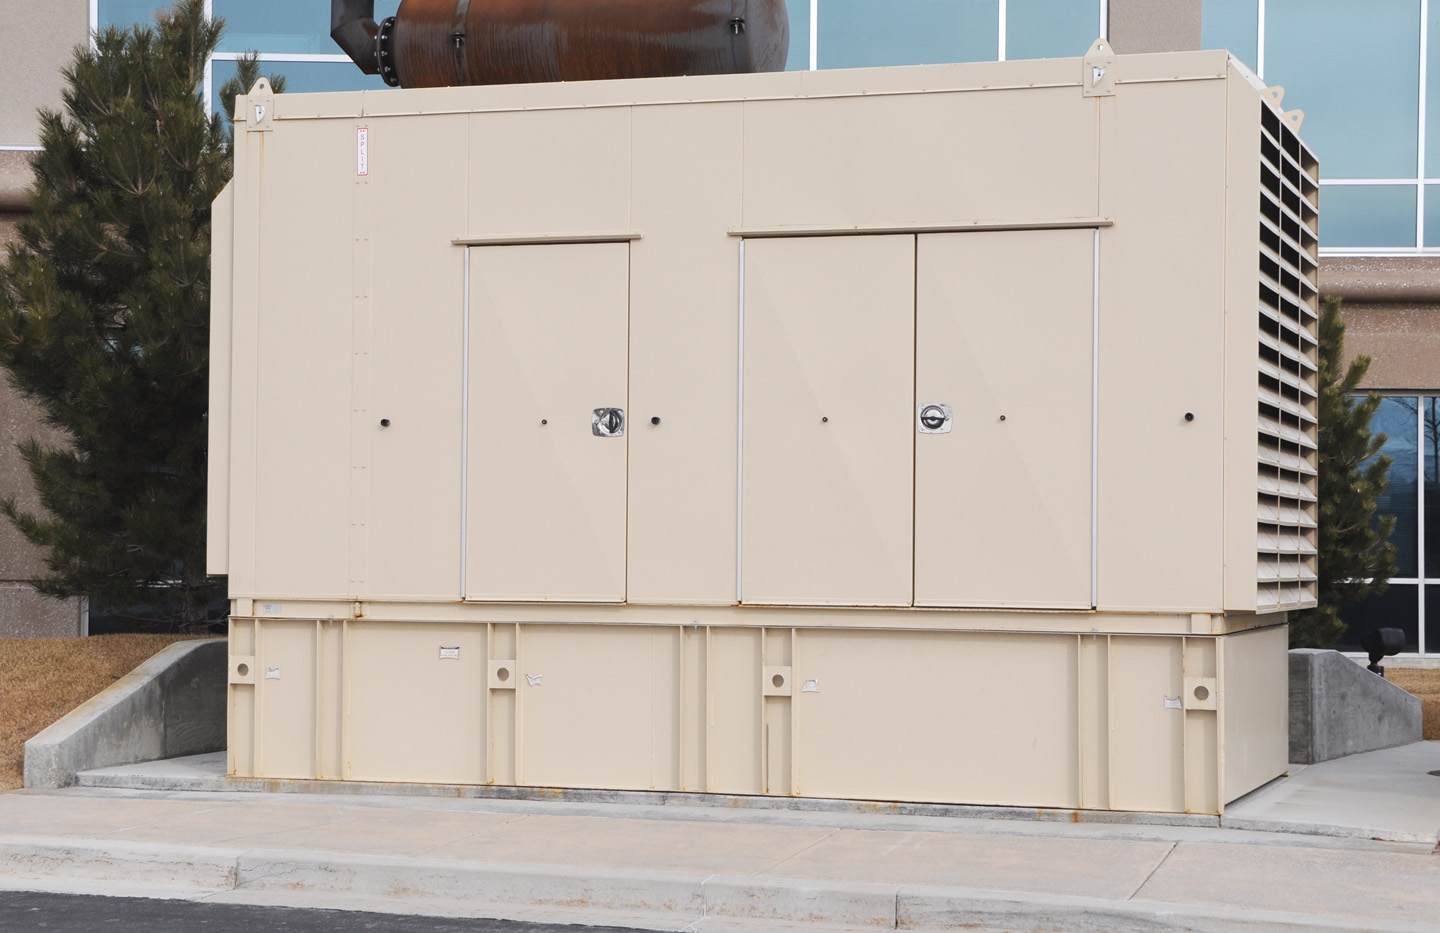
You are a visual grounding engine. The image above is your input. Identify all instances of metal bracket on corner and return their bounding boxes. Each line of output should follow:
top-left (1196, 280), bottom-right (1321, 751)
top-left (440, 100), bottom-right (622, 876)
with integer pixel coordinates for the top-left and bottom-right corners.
top-left (1082, 38), bottom-right (1115, 98)
top-left (1262, 85), bottom-right (1285, 112)
top-left (1283, 109), bottom-right (1305, 132)
top-left (246, 77), bottom-right (275, 133)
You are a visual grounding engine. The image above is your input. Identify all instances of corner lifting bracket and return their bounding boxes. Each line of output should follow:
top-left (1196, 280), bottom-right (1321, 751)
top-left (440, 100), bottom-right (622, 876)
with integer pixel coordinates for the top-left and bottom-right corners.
top-left (1083, 37), bottom-right (1115, 98)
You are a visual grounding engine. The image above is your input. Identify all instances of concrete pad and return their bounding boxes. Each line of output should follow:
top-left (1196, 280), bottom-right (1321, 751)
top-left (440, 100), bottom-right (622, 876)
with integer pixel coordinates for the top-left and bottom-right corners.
top-left (760, 827), bottom-right (1176, 899)
top-left (76, 752), bottom-right (1219, 830)
top-left (1135, 840), bottom-right (1440, 926)
top-left (1223, 742), bottom-right (1440, 844)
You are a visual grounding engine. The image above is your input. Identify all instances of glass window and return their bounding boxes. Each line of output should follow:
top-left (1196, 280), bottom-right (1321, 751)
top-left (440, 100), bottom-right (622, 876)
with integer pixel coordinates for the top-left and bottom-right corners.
top-left (212, 59), bottom-right (392, 115)
top-left (1426, 398), bottom-right (1440, 576)
top-left (1427, 585), bottom-right (1439, 653)
top-left (98, 0), bottom-right (168, 30)
top-left (1425, 1), bottom-right (1440, 177)
top-left (1369, 396), bottom-right (1419, 578)
top-left (1423, 185), bottom-right (1440, 247)
top-left (1201, 0), bottom-right (1259, 72)
top-left (818, 0), bottom-right (997, 69)
top-left (215, 1), bottom-right (400, 55)
top-left (1336, 584), bottom-right (1419, 653)
top-left (1265, 0), bottom-right (1419, 179)
top-left (1321, 185), bottom-right (1417, 249)
top-left (786, 0), bottom-right (811, 70)
top-left (1005, 0), bottom-right (1100, 62)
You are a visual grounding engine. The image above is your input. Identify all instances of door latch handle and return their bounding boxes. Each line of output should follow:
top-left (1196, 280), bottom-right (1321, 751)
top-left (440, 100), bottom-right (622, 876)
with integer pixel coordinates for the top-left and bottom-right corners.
top-left (918, 403), bottom-right (952, 434)
top-left (592, 408), bottom-right (625, 437)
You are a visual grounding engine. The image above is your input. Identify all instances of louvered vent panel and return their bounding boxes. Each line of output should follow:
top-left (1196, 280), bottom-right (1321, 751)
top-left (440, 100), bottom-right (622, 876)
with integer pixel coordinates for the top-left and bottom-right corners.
top-left (1256, 104), bottom-right (1320, 612)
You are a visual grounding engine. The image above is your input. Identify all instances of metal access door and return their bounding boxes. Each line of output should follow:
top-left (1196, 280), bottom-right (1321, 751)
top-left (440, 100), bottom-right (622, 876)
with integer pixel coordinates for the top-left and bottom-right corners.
top-left (740, 235), bottom-right (915, 606)
top-left (914, 229), bottom-right (1095, 609)
top-left (465, 243), bottom-right (629, 602)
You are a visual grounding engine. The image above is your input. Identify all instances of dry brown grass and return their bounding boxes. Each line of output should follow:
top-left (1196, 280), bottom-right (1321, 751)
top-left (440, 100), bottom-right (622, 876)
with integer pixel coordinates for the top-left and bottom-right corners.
top-left (0, 634), bottom-right (201, 791)
top-left (1387, 667), bottom-right (1440, 741)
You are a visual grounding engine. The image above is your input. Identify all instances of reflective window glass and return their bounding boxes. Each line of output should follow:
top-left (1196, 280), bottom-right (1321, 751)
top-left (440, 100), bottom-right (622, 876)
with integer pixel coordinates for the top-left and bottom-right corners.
top-left (1265, 0), bottom-right (1420, 178)
top-left (817, 0), bottom-right (997, 69)
top-left (786, 0), bottom-right (811, 69)
top-left (1320, 185), bottom-right (1417, 249)
top-left (1336, 583), bottom-right (1418, 653)
top-left (215, 1), bottom-right (400, 55)
top-left (1426, 2), bottom-right (1440, 176)
top-left (1426, 398), bottom-right (1440, 576)
top-left (1427, 585), bottom-right (1440, 653)
top-left (1368, 396), bottom-right (1419, 578)
top-left (1424, 185), bottom-right (1440, 247)
top-left (1201, 0), bottom-right (1258, 72)
top-left (1005, 0), bottom-right (1100, 61)
top-left (212, 59), bottom-right (392, 116)
top-left (98, 0), bottom-right (169, 30)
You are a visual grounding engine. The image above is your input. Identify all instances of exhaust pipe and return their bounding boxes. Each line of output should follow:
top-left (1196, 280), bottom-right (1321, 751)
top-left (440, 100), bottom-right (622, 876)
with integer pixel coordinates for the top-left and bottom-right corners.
top-left (333, 0), bottom-right (788, 90)
top-left (331, 0), bottom-right (381, 77)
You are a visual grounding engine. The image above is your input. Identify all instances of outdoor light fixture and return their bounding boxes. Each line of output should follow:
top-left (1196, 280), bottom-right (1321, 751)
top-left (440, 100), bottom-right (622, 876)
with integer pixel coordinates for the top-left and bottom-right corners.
top-left (1360, 627), bottom-right (1406, 677)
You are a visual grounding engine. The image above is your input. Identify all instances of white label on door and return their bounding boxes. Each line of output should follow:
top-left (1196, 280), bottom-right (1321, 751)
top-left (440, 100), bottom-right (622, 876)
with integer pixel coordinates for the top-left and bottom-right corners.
top-left (439, 646), bottom-right (460, 660)
top-left (260, 602), bottom-right (281, 615)
top-left (1163, 695), bottom-right (1182, 710)
top-left (356, 126), bottom-right (369, 176)
top-left (265, 667), bottom-right (281, 680)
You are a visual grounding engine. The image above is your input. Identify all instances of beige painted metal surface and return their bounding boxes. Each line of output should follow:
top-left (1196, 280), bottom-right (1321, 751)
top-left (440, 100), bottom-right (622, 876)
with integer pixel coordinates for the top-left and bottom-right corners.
top-left (214, 50), bottom-right (1316, 813)
top-left (741, 235), bottom-right (914, 607)
top-left (915, 230), bottom-right (1094, 609)
top-left (466, 243), bottom-right (630, 602)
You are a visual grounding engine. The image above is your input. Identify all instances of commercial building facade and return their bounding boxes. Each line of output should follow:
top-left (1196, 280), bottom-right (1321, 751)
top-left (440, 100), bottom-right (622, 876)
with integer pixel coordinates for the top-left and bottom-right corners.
top-left (0, 0), bottom-right (1435, 655)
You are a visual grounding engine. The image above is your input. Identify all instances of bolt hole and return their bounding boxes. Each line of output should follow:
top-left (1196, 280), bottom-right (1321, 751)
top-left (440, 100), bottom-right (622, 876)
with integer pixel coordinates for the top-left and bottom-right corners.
top-left (540, 419), bottom-right (547, 425)
top-left (497, 667), bottom-right (510, 682)
top-left (772, 673), bottom-right (785, 688)
top-left (821, 417), bottom-right (828, 423)
top-left (236, 663), bottom-right (249, 677)
top-left (1184, 412), bottom-right (1195, 422)
top-left (379, 418), bottom-right (391, 427)
top-left (651, 416), bottom-right (660, 425)
top-left (1193, 685), bottom-right (1210, 701)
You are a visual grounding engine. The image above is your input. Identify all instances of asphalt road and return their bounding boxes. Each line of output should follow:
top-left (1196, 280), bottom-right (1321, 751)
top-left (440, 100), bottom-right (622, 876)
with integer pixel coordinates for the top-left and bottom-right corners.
top-left (0, 892), bottom-right (650, 932)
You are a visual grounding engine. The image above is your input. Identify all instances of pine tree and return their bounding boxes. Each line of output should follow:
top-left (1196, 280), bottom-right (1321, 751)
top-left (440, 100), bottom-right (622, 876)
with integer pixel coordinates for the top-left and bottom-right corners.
top-left (1289, 297), bottom-right (1398, 648)
top-left (0, 0), bottom-right (281, 631)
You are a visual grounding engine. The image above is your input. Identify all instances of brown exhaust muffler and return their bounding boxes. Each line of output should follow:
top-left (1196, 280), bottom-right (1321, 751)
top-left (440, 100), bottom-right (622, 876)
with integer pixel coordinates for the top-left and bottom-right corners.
top-left (331, 0), bottom-right (790, 89)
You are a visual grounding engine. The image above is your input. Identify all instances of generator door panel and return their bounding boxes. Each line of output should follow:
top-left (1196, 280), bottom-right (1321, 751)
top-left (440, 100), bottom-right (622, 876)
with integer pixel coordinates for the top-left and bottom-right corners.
top-left (740, 235), bottom-right (915, 606)
top-left (914, 229), bottom-right (1094, 609)
top-left (465, 243), bottom-right (629, 602)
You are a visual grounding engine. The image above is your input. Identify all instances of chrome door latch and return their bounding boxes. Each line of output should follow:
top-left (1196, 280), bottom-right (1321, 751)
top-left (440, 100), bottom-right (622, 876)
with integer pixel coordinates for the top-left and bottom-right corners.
top-left (918, 403), bottom-right (952, 434)
top-left (592, 407), bottom-right (625, 437)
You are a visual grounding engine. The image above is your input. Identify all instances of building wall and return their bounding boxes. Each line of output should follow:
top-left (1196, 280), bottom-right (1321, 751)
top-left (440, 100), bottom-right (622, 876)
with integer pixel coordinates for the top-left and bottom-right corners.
top-left (0, 0), bottom-right (88, 636)
top-left (0, 0), bottom-right (88, 147)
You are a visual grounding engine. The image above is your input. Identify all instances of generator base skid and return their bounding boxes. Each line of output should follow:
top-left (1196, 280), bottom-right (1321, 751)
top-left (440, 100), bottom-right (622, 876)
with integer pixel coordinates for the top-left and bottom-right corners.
top-left (214, 49), bottom-right (1318, 815)
top-left (227, 609), bottom-right (1286, 816)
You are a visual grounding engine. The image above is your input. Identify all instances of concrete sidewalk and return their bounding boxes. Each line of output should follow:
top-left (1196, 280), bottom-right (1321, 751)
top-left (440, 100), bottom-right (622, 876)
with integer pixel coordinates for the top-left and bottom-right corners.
top-left (0, 747), bottom-right (1436, 931)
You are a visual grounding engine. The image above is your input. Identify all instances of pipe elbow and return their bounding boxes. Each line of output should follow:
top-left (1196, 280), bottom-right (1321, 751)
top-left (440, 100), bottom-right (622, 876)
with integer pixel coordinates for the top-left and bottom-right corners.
top-left (331, 0), bottom-right (381, 75)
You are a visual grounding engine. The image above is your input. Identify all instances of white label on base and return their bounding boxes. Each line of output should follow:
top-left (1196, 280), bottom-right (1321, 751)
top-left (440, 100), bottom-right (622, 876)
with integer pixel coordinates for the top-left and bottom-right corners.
top-left (265, 667), bottom-right (281, 680)
top-left (439, 646), bottom-right (460, 660)
top-left (1163, 695), bottom-right (1182, 710)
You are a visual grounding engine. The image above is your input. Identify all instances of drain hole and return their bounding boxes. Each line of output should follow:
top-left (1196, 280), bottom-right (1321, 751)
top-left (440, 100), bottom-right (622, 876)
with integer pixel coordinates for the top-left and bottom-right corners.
top-left (772, 674), bottom-right (785, 688)
top-left (1193, 685), bottom-right (1210, 702)
top-left (236, 663), bottom-right (249, 677)
top-left (497, 667), bottom-right (510, 682)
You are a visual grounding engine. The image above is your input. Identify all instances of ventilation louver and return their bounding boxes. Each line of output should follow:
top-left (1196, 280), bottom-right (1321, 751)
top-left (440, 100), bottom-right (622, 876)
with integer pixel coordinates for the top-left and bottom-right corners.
top-left (1256, 103), bottom-right (1320, 612)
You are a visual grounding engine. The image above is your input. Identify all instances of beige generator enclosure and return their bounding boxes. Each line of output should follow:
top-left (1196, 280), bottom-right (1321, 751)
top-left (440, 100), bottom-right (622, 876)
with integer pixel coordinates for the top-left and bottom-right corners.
top-left (210, 44), bottom-right (1318, 814)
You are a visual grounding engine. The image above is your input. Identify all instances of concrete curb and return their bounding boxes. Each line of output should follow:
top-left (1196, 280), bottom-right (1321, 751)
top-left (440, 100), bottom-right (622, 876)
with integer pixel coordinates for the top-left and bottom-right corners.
top-left (0, 835), bottom-right (1435, 932)
top-left (24, 639), bottom-right (226, 788)
top-left (1219, 815), bottom-right (1440, 846)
